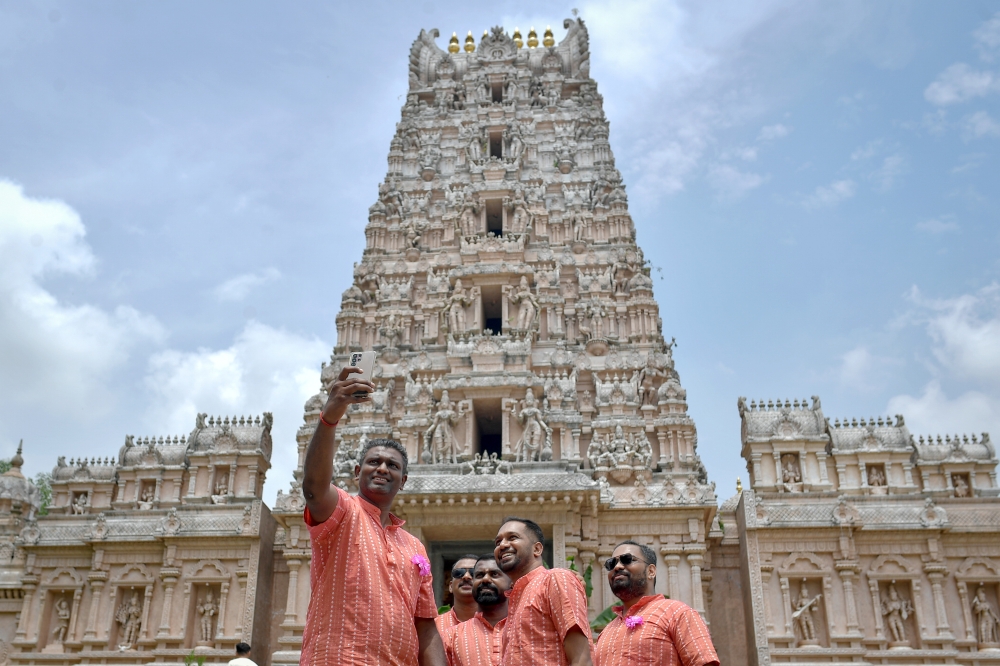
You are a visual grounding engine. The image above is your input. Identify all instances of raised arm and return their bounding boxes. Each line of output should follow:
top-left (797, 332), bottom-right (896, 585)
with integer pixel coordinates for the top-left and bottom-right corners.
top-left (302, 366), bottom-right (373, 523)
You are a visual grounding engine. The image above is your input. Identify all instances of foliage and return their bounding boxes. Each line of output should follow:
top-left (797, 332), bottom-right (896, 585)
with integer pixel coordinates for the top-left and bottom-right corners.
top-left (184, 650), bottom-right (206, 666)
top-left (437, 605), bottom-right (451, 615)
top-left (35, 472), bottom-right (52, 516)
top-left (0, 460), bottom-right (10, 474)
top-left (590, 604), bottom-right (617, 634)
top-left (583, 563), bottom-right (593, 600)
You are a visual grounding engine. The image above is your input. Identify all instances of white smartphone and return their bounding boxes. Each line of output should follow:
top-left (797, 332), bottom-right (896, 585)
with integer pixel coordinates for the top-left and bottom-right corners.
top-left (348, 351), bottom-right (376, 397)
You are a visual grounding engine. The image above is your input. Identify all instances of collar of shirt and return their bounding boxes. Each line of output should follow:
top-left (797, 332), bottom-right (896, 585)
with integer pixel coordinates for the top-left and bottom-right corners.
top-left (612, 595), bottom-right (662, 619)
top-left (505, 565), bottom-right (545, 609)
top-left (474, 611), bottom-right (507, 630)
top-left (357, 493), bottom-right (406, 529)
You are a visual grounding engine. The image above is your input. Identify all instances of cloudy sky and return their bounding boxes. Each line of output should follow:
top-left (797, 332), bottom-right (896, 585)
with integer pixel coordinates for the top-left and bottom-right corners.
top-left (2, 0), bottom-right (999, 504)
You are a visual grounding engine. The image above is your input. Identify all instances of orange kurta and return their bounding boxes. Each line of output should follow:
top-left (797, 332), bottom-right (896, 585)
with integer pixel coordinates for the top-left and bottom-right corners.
top-left (594, 596), bottom-right (719, 666)
top-left (501, 566), bottom-right (593, 666)
top-left (444, 613), bottom-right (505, 666)
top-left (302, 486), bottom-right (437, 666)
top-left (435, 608), bottom-right (462, 635)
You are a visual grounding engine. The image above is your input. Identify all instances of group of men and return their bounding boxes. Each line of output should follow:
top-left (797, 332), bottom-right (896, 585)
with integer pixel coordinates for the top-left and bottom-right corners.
top-left (299, 366), bottom-right (721, 666)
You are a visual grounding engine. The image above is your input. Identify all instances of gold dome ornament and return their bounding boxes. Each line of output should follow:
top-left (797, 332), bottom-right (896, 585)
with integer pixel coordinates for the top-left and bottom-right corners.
top-left (543, 25), bottom-right (555, 47)
top-left (736, 477), bottom-right (743, 493)
top-left (448, 32), bottom-right (460, 54)
top-left (512, 27), bottom-right (523, 49)
top-left (527, 27), bottom-right (538, 48)
top-left (464, 31), bottom-right (475, 53)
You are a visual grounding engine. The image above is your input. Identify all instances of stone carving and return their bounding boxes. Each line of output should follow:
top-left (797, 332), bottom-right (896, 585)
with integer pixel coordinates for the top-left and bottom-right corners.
top-left (211, 476), bottom-right (229, 504)
top-left (511, 388), bottom-right (552, 462)
top-left (443, 279), bottom-right (473, 338)
top-left (919, 498), bottom-right (948, 528)
top-left (953, 473), bottom-right (971, 497)
top-left (780, 454), bottom-right (802, 492)
top-left (506, 277), bottom-right (539, 333)
top-left (422, 391), bottom-right (468, 464)
top-left (973, 586), bottom-right (1000, 646)
top-left (880, 583), bottom-right (913, 645)
top-left (115, 591), bottom-right (143, 649)
top-left (868, 465), bottom-right (886, 488)
top-left (463, 452), bottom-right (511, 475)
top-left (334, 434), bottom-right (364, 485)
top-left (158, 508), bottom-right (181, 536)
top-left (197, 589), bottom-right (218, 644)
top-left (137, 484), bottom-right (155, 509)
top-left (792, 581), bottom-right (821, 645)
top-left (587, 425), bottom-right (652, 483)
top-left (50, 597), bottom-right (70, 644)
top-left (70, 493), bottom-right (88, 515)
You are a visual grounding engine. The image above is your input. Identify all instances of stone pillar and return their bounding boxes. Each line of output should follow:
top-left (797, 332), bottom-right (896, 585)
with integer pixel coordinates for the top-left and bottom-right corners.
top-left (760, 567), bottom-right (774, 633)
top-left (140, 585), bottom-right (153, 642)
top-left (779, 576), bottom-right (793, 636)
top-left (216, 581), bottom-right (230, 639)
top-left (67, 588), bottom-right (83, 642)
top-left (158, 573), bottom-right (178, 637)
top-left (836, 463), bottom-right (847, 488)
top-left (179, 583), bottom-right (193, 643)
top-left (836, 566), bottom-right (861, 635)
top-left (34, 589), bottom-right (49, 643)
top-left (772, 451), bottom-right (782, 492)
top-left (688, 552), bottom-right (705, 615)
top-left (248, 465), bottom-right (259, 497)
top-left (926, 568), bottom-right (953, 638)
top-left (187, 466), bottom-right (199, 497)
top-left (235, 570), bottom-right (248, 638)
top-left (14, 576), bottom-right (38, 641)
top-left (153, 477), bottom-right (163, 503)
top-left (83, 576), bottom-right (105, 640)
top-left (956, 582), bottom-right (975, 641)
top-left (815, 450), bottom-right (829, 483)
top-left (283, 559), bottom-right (302, 625)
top-left (868, 579), bottom-right (884, 639)
top-left (228, 464), bottom-right (237, 496)
top-left (664, 554), bottom-right (681, 601)
top-left (911, 579), bottom-right (927, 639)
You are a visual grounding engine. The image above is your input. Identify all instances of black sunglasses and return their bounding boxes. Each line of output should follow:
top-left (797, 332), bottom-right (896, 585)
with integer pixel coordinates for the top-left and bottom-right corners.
top-left (451, 567), bottom-right (474, 579)
top-left (604, 553), bottom-right (649, 571)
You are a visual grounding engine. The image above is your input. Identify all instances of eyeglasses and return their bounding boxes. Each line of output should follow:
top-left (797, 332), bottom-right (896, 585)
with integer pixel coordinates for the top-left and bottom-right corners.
top-left (451, 567), bottom-right (474, 579)
top-left (604, 553), bottom-right (649, 571)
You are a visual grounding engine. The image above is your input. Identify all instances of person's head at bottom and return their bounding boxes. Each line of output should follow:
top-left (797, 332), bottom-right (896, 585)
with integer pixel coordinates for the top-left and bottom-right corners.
top-left (235, 642), bottom-right (251, 656)
top-left (494, 516), bottom-right (545, 581)
top-left (606, 540), bottom-right (657, 604)
top-left (354, 439), bottom-right (409, 508)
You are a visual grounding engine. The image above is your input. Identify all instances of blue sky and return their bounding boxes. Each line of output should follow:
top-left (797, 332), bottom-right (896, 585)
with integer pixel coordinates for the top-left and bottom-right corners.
top-left (2, 0), bottom-right (999, 503)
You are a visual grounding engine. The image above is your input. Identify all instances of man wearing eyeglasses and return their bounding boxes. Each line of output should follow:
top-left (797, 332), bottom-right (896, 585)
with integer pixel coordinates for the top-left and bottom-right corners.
top-left (494, 517), bottom-right (594, 666)
top-left (436, 555), bottom-right (480, 634)
top-left (594, 541), bottom-right (719, 666)
top-left (443, 555), bottom-right (511, 666)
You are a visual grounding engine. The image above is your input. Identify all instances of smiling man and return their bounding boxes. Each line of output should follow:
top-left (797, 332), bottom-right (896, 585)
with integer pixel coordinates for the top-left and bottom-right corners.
top-left (494, 517), bottom-right (594, 666)
top-left (436, 555), bottom-right (480, 634)
top-left (300, 365), bottom-right (447, 666)
top-left (594, 541), bottom-right (719, 666)
top-left (444, 555), bottom-right (511, 666)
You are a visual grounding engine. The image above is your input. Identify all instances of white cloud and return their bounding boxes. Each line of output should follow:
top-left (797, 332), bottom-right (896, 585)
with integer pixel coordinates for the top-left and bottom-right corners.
top-left (850, 140), bottom-right (881, 161)
top-left (707, 163), bottom-right (767, 198)
top-left (838, 346), bottom-right (896, 391)
top-left (924, 63), bottom-right (999, 105)
top-left (757, 123), bottom-right (790, 141)
top-left (0, 179), bottom-right (165, 418)
top-left (974, 11), bottom-right (1000, 62)
top-left (144, 321), bottom-right (329, 504)
top-left (213, 267), bottom-right (281, 302)
top-left (963, 110), bottom-right (1000, 138)
top-left (887, 382), bottom-right (1000, 441)
top-left (915, 216), bottom-right (959, 234)
top-left (803, 179), bottom-right (855, 208)
top-left (870, 154), bottom-right (906, 191)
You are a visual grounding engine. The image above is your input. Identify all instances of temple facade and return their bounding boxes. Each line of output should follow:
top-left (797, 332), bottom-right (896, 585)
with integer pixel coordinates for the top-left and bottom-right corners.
top-left (2, 20), bottom-right (999, 666)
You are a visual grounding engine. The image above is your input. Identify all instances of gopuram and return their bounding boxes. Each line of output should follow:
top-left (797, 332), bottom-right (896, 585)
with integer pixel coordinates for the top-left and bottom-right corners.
top-left (1, 19), bottom-right (999, 666)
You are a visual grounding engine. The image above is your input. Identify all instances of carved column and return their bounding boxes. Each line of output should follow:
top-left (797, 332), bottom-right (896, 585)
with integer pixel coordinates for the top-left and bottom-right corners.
top-left (216, 581), bottom-right (230, 639)
top-left (835, 565), bottom-right (861, 635)
top-left (579, 551), bottom-right (596, 612)
top-left (157, 574), bottom-right (178, 637)
top-left (228, 464), bottom-right (237, 496)
top-left (501, 400), bottom-right (511, 457)
top-left (688, 552), bottom-right (705, 614)
top-left (187, 467), bottom-right (199, 497)
top-left (248, 465), bottom-right (259, 497)
top-left (283, 559), bottom-right (301, 625)
top-left (140, 585), bottom-right (153, 642)
top-left (67, 588), bottom-right (83, 642)
top-left (859, 460), bottom-right (868, 489)
top-left (815, 450), bottom-right (829, 483)
top-left (83, 575), bottom-right (106, 640)
top-left (911, 579), bottom-right (927, 640)
top-left (760, 567), bottom-right (774, 633)
top-left (571, 430), bottom-right (581, 460)
top-left (179, 583), bottom-right (192, 642)
top-left (868, 579), bottom-right (884, 639)
top-left (836, 463), bottom-right (847, 489)
top-left (751, 453), bottom-right (763, 485)
top-left (664, 554), bottom-right (681, 601)
top-left (779, 576), bottom-right (793, 636)
top-left (14, 576), bottom-right (38, 641)
top-left (926, 568), bottom-right (953, 638)
top-left (34, 589), bottom-right (49, 643)
top-left (956, 582), bottom-right (975, 641)
top-left (153, 477), bottom-right (163, 503)
top-left (772, 451), bottom-right (782, 492)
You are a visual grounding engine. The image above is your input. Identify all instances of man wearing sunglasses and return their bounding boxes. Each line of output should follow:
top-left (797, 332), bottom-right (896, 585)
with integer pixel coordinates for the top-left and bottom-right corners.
top-left (594, 541), bottom-right (719, 666)
top-left (436, 555), bottom-right (480, 635)
top-left (494, 517), bottom-right (594, 666)
top-left (443, 555), bottom-right (511, 666)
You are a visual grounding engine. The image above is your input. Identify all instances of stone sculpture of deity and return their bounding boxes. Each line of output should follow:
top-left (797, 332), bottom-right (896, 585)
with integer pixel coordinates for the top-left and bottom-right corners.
top-left (792, 581), bottom-right (821, 644)
top-left (444, 280), bottom-right (472, 338)
top-left (51, 597), bottom-right (71, 643)
top-left (198, 589), bottom-right (218, 644)
top-left (881, 583), bottom-right (912, 645)
top-left (115, 591), bottom-right (143, 649)
top-left (512, 388), bottom-right (552, 462)
top-left (507, 277), bottom-right (539, 332)
top-left (422, 391), bottom-right (467, 464)
top-left (972, 586), bottom-right (1000, 645)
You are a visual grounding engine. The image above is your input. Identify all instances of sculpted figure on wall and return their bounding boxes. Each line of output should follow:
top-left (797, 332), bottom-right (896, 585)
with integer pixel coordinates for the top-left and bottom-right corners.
top-left (422, 391), bottom-right (467, 464)
top-left (972, 586), bottom-right (1000, 645)
top-left (881, 583), bottom-right (912, 645)
top-left (868, 466), bottom-right (886, 487)
top-left (198, 590), bottom-right (218, 644)
top-left (444, 280), bottom-right (473, 338)
top-left (781, 454), bottom-right (802, 492)
top-left (792, 581), bottom-right (821, 645)
top-left (512, 388), bottom-right (552, 462)
top-left (115, 591), bottom-right (143, 649)
top-left (953, 474), bottom-right (971, 497)
top-left (71, 493), bottom-right (88, 515)
top-left (51, 597), bottom-right (71, 643)
top-left (506, 277), bottom-right (539, 332)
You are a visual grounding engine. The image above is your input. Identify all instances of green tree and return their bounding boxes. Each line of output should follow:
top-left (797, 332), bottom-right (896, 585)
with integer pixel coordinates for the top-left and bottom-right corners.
top-left (35, 472), bottom-right (52, 516)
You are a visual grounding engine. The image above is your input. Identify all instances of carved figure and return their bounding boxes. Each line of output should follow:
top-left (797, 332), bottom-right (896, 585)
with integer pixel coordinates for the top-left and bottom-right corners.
top-left (505, 122), bottom-right (525, 161)
top-left (867, 466), bottom-right (886, 487)
top-left (780, 454), bottom-right (802, 492)
top-left (953, 474), bottom-right (970, 497)
top-left (380, 313), bottom-right (403, 348)
top-left (138, 485), bottom-right (155, 509)
top-left (459, 197), bottom-right (481, 236)
top-left (881, 583), bottom-right (912, 644)
top-left (507, 277), bottom-right (539, 332)
top-left (792, 582), bottom-right (821, 643)
top-left (423, 391), bottom-right (467, 464)
top-left (71, 493), bottom-right (88, 515)
top-left (466, 128), bottom-right (484, 163)
top-left (51, 597), bottom-right (71, 643)
top-left (333, 434), bottom-right (364, 482)
top-left (972, 586), bottom-right (1000, 645)
top-left (198, 590), bottom-right (218, 643)
top-left (115, 591), bottom-right (143, 648)
top-left (512, 389), bottom-right (552, 462)
top-left (444, 280), bottom-right (472, 337)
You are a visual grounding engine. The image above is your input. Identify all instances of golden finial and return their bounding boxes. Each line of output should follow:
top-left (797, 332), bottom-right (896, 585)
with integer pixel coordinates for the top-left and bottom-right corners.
top-left (464, 31), bottom-right (475, 53)
top-left (527, 27), bottom-right (539, 48)
top-left (448, 32), bottom-right (460, 54)
top-left (483, 29), bottom-right (489, 39)
top-left (736, 477), bottom-right (743, 493)
top-left (543, 25), bottom-right (555, 47)
top-left (512, 27), bottom-right (523, 49)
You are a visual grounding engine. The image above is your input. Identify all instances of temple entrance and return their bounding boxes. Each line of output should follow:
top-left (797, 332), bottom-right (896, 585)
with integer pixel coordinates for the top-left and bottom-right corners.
top-left (474, 398), bottom-right (503, 458)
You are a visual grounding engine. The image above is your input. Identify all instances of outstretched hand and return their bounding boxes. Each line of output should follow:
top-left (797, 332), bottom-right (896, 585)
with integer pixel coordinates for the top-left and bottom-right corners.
top-left (321, 366), bottom-right (374, 425)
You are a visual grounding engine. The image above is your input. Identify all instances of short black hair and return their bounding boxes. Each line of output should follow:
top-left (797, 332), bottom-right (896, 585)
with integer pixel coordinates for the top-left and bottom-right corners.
top-left (501, 516), bottom-right (544, 544)
top-left (359, 438), bottom-right (408, 473)
top-left (452, 554), bottom-right (479, 571)
top-left (616, 540), bottom-right (657, 568)
top-left (235, 642), bottom-right (251, 655)
top-left (475, 554), bottom-right (498, 567)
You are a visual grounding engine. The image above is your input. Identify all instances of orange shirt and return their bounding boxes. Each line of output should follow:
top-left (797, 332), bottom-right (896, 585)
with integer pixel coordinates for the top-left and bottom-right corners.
top-left (444, 613), bottom-right (505, 666)
top-left (594, 596), bottom-right (719, 666)
top-left (302, 486), bottom-right (437, 666)
top-left (501, 566), bottom-right (593, 666)
top-left (435, 608), bottom-right (461, 635)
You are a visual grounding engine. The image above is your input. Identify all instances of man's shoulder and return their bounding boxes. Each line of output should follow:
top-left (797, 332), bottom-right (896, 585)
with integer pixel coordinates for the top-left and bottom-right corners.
top-left (541, 566), bottom-right (585, 589)
top-left (644, 596), bottom-right (699, 623)
top-left (228, 658), bottom-right (258, 666)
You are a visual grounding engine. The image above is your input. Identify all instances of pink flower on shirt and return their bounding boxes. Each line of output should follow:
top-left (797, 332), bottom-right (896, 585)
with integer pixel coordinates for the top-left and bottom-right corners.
top-left (411, 554), bottom-right (431, 576)
top-left (625, 615), bottom-right (644, 630)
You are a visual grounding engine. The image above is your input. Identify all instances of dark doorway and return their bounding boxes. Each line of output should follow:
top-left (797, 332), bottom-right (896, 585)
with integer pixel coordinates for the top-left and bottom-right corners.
top-left (481, 284), bottom-right (502, 334)
top-left (489, 131), bottom-right (503, 159)
top-left (492, 82), bottom-right (503, 104)
top-left (476, 398), bottom-right (503, 458)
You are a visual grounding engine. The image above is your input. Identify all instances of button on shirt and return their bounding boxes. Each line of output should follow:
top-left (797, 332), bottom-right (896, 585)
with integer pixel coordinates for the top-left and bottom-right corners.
top-left (302, 487), bottom-right (437, 666)
top-left (435, 608), bottom-right (461, 635)
top-left (594, 596), bottom-right (719, 666)
top-left (501, 566), bottom-right (594, 666)
top-left (444, 613), bottom-right (505, 666)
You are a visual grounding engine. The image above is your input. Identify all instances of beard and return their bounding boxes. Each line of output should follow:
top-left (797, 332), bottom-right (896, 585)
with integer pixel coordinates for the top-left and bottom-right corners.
top-left (610, 571), bottom-right (647, 600)
top-left (498, 551), bottom-right (524, 574)
top-left (474, 583), bottom-right (502, 606)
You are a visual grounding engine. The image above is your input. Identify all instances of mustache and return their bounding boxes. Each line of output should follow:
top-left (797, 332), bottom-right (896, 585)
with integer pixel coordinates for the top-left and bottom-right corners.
top-left (474, 583), bottom-right (500, 600)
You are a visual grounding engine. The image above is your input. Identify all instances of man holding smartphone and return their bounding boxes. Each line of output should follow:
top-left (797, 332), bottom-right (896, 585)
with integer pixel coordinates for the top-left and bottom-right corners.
top-left (301, 364), bottom-right (447, 666)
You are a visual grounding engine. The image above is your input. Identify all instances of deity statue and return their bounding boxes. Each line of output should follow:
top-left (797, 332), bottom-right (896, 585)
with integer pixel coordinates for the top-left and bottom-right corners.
top-left (507, 277), bottom-right (539, 332)
top-left (138, 485), bottom-right (155, 509)
top-left (198, 589), bottom-right (218, 644)
top-left (51, 597), bottom-right (71, 643)
top-left (379, 312), bottom-right (403, 348)
top-left (71, 493), bottom-right (88, 515)
top-left (512, 389), bottom-right (552, 462)
top-left (972, 586), bottom-right (1000, 645)
top-left (881, 583), bottom-right (912, 644)
top-left (505, 122), bottom-right (525, 161)
top-left (459, 198), bottom-right (481, 237)
top-left (466, 128), bottom-right (484, 163)
top-left (115, 591), bottom-right (143, 649)
top-left (953, 474), bottom-right (970, 497)
top-left (781, 454), bottom-right (802, 492)
top-left (507, 188), bottom-right (532, 233)
top-left (867, 466), bottom-right (886, 487)
top-left (444, 280), bottom-right (473, 338)
top-left (423, 391), bottom-right (467, 464)
top-left (792, 581), bottom-right (821, 644)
